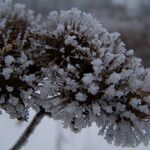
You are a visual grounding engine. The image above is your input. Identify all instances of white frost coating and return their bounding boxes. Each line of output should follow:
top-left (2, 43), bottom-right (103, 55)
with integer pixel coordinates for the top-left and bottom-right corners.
top-left (82, 73), bottom-right (93, 85)
top-left (126, 49), bottom-right (134, 56)
top-left (65, 77), bottom-right (79, 92)
top-left (104, 85), bottom-right (116, 99)
top-left (18, 52), bottom-right (28, 63)
top-left (88, 83), bottom-right (99, 95)
top-left (106, 72), bottom-right (121, 84)
top-left (121, 69), bottom-right (133, 79)
top-left (103, 52), bottom-right (115, 67)
top-left (6, 86), bottom-right (13, 92)
top-left (92, 102), bottom-right (101, 114)
top-left (129, 98), bottom-right (141, 107)
top-left (109, 54), bottom-right (126, 71)
top-left (5, 55), bottom-right (15, 65)
top-left (75, 92), bottom-right (87, 102)
top-left (91, 58), bottom-right (102, 66)
top-left (2, 67), bottom-right (13, 80)
top-left (138, 105), bottom-right (149, 114)
top-left (65, 35), bottom-right (78, 47)
top-left (22, 74), bottom-right (36, 85)
top-left (129, 79), bottom-right (142, 91)
top-left (91, 58), bottom-right (103, 74)
top-left (67, 63), bottom-right (76, 72)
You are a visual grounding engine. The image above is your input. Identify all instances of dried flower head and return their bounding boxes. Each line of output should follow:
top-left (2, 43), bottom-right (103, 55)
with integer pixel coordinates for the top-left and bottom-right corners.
top-left (0, 0), bottom-right (39, 120)
top-left (1, 1), bottom-right (150, 148)
top-left (30, 8), bottom-right (150, 147)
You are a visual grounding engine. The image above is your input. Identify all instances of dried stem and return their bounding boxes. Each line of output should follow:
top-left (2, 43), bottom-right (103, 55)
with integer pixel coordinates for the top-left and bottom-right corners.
top-left (10, 110), bottom-right (45, 150)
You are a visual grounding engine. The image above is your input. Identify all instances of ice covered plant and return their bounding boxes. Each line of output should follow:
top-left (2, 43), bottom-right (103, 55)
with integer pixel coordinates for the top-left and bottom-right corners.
top-left (0, 0), bottom-right (40, 120)
top-left (1, 2), bottom-right (150, 150)
top-left (27, 8), bottom-right (150, 148)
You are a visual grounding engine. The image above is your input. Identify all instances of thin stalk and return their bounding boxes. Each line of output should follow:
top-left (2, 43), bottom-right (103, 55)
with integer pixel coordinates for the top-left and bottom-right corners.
top-left (10, 110), bottom-right (45, 150)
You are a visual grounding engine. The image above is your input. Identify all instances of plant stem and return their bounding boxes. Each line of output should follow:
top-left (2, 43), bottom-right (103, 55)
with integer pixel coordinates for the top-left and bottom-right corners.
top-left (10, 110), bottom-right (45, 150)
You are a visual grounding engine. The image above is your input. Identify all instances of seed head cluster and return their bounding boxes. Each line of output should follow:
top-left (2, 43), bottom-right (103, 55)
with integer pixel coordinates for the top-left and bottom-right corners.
top-left (1, 1), bottom-right (150, 147)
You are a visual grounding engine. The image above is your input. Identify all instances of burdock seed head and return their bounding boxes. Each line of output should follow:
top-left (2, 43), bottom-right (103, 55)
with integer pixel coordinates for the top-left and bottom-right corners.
top-left (0, 0), bottom-right (40, 120)
top-left (0, 2), bottom-right (149, 147)
top-left (30, 8), bottom-right (150, 147)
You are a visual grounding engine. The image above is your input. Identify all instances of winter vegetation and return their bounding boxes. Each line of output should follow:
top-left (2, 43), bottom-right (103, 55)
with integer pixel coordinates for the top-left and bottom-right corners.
top-left (0, 0), bottom-right (41, 120)
top-left (0, 0), bottom-right (150, 149)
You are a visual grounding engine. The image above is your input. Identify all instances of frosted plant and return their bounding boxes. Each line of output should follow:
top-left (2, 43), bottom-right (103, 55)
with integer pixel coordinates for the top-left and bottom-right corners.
top-left (1, 1), bottom-right (150, 149)
top-left (0, 0), bottom-right (40, 120)
top-left (29, 8), bottom-right (150, 148)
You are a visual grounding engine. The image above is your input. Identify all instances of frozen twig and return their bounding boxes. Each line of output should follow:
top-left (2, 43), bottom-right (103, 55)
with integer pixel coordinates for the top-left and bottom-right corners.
top-left (10, 110), bottom-right (45, 150)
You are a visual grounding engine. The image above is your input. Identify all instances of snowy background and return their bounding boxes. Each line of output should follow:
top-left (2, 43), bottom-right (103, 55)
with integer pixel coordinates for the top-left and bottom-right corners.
top-left (0, 109), bottom-right (149, 150)
top-left (1, 0), bottom-right (150, 149)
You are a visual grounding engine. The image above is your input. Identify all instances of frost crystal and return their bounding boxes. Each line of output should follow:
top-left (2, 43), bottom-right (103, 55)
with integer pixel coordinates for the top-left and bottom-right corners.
top-left (75, 92), bottom-right (87, 102)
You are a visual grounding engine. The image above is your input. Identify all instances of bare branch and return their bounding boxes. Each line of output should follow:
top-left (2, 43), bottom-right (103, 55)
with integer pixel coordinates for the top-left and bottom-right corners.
top-left (10, 110), bottom-right (45, 150)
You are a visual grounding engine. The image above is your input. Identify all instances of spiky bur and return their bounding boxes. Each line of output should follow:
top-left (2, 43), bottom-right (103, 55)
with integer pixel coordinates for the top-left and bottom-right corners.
top-left (0, 0), bottom-right (40, 120)
top-left (29, 8), bottom-right (150, 147)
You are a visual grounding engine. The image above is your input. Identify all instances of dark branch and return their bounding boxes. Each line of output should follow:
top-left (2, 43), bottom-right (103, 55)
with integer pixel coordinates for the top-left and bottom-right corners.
top-left (10, 110), bottom-right (45, 150)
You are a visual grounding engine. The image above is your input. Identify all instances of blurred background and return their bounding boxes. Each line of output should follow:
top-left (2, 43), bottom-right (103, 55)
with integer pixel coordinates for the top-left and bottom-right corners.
top-left (0, 0), bottom-right (150, 150)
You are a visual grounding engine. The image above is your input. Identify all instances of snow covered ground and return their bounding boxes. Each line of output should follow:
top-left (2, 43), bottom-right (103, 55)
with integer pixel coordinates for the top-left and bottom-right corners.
top-left (0, 110), bottom-right (149, 150)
